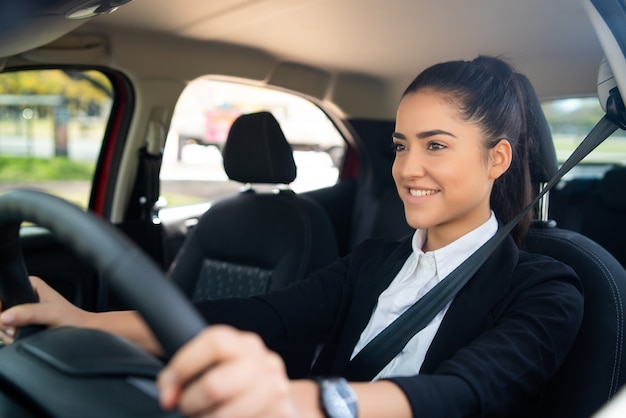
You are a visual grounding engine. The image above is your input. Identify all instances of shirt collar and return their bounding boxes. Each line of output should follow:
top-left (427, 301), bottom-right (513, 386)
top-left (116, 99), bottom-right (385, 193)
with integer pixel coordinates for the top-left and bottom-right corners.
top-left (410, 211), bottom-right (498, 279)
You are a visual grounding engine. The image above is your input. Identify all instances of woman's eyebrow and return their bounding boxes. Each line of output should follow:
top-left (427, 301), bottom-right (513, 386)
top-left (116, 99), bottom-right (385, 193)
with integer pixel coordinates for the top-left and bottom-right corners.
top-left (392, 130), bottom-right (456, 140)
top-left (417, 129), bottom-right (457, 139)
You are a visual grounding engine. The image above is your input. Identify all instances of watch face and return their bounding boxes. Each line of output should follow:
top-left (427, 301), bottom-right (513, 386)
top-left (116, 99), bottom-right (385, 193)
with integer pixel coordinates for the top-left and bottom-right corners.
top-left (321, 378), bottom-right (358, 418)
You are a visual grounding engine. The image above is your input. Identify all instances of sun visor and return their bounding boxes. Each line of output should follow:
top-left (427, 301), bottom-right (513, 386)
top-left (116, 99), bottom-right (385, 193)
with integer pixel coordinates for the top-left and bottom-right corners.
top-left (0, 1), bottom-right (131, 59)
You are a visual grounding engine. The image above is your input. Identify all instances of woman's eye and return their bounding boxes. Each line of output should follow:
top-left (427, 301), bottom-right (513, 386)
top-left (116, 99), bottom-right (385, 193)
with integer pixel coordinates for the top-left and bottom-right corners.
top-left (427, 142), bottom-right (446, 151)
top-left (391, 142), bottom-right (406, 152)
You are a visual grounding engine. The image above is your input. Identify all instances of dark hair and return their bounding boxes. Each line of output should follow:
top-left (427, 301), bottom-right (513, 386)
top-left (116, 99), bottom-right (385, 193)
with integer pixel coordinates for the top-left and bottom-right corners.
top-left (402, 55), bottom-right (533, 245)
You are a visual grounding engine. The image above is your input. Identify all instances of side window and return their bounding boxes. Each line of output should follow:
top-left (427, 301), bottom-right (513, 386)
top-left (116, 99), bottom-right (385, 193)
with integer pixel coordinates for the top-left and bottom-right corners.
top-left (0, 69), bottom-right (112, 208)
top-left (161, 78), bottom-right (346, 207)
top-left (542, 97), bottom-right (626, 178)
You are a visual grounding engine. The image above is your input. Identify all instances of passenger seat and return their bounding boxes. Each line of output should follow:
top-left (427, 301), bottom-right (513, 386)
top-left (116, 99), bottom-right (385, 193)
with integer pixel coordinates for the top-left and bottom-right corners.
top-left (167, 111), bottom-right (339, 300)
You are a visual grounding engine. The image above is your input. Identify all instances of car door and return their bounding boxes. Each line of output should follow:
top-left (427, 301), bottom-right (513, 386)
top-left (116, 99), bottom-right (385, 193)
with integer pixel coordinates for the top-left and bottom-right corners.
top-left (0, 68), bottom-right (132, 311)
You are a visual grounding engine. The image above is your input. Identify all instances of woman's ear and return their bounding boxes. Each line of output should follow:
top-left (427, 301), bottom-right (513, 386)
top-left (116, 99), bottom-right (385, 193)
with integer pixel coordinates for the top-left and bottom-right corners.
top-left (489, 139), bottom-right (512, 179)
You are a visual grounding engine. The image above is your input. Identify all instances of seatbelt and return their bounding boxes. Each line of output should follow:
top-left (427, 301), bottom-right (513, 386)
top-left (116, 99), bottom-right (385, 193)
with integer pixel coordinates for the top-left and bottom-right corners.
top-left (125, 109), bottom-right (167, 221)
top-left (122, 109), bottom-right (167, 268)
top-left (125, 146), bottom-right (162, 221)
top-left (343, 113), bottom-right (621, 381)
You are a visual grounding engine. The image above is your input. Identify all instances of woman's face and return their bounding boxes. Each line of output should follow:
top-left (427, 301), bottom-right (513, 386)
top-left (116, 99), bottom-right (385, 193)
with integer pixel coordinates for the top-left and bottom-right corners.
top-left (392, 89), bottom-right (511, 250)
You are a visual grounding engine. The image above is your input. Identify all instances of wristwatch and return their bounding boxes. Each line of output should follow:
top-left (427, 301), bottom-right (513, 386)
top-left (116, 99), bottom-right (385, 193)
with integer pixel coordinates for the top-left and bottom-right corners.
top-left (317, 377), bottom-right (358, 418)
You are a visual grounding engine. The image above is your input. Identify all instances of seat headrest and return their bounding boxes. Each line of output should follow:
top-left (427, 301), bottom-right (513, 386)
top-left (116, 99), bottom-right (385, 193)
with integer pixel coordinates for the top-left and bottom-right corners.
top-left (600, 167), bottom-right (626, 209)
top-left (222, 111), bottom-right (297, 184)
top-left (517, 74), bottom-right (558, 184)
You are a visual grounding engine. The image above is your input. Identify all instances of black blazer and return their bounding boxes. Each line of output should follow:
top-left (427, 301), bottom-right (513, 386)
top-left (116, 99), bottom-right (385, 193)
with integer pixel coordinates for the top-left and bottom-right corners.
top-left (194, 234), bottom-right (584, 418)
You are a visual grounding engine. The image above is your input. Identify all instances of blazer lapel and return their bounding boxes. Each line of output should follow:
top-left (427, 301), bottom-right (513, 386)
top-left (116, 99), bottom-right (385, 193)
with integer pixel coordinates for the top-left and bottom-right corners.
top-left (312, 238), bottom-right (413, 375)
top-left (420, 234), bottom-right (519, 372)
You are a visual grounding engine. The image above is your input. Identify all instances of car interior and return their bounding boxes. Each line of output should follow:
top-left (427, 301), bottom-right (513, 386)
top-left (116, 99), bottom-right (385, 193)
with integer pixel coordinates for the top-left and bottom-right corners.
top-left (1, 0), bottom-right (626, 416)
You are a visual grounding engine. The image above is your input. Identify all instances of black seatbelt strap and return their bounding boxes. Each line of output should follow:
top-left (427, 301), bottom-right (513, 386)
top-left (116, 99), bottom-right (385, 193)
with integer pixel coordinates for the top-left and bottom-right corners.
top-left (122, 110), bottom-right (167, 268)
top-left (125, 146), bottom-right (162, 221)
top-left (343, 115), bottom-right (619, 381)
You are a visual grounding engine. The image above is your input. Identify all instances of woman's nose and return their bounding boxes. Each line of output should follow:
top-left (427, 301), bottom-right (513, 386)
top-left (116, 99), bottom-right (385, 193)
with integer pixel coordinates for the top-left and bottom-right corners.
top-left (396, 149), bottom-right (426, 177)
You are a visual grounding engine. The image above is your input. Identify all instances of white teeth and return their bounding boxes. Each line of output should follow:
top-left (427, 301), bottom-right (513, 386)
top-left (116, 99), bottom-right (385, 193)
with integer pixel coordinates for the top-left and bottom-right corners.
top-left (409, 189), bottom-right (437, 197)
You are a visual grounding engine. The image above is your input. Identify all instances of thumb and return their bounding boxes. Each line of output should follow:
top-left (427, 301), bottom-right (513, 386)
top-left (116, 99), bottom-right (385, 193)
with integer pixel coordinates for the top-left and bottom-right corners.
top-left (0, 302), bottom-right (58, 328)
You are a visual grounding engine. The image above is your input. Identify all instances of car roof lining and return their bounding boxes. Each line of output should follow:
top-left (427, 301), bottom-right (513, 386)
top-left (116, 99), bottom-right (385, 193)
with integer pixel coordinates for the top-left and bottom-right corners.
top-left (1, 0), bottom-right (607, 119)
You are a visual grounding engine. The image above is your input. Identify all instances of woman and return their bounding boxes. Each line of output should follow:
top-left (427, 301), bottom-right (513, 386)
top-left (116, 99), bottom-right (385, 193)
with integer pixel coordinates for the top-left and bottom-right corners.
top-left (0, 56), bottom-right (583, 417)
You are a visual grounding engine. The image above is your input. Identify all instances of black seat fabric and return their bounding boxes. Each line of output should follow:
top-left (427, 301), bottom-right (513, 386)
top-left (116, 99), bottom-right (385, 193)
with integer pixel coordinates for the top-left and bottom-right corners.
top-left (167, 111), bottom-right (338, 300)
top-left (547, 167), bottom-right (626, 268)
top-left (526, 226), bottom-right (626, 417)
top-left (577, 167), bottom-right (626, 267)
top-left (222, 111), bottom-right (296, 185)
top-left (347, 119), bottom-right (414, 250)
top-left (517, 74), bottom-right (626, 417)
top-left (549, 177), bottom-right (599, 232)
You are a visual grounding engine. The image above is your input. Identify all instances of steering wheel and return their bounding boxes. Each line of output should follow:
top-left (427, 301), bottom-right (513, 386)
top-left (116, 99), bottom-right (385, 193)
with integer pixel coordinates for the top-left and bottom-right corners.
top-left (0, 189), bottom-right (207, 417)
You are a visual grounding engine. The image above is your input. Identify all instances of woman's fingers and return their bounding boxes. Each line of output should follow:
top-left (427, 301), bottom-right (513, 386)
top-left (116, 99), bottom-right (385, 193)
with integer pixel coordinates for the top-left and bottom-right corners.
top-left (158, 325), bottom-right (297, 418)
top-left (0, 298), bottom-right (14, 344)
top-left (158, 325), bottom-right (254, 410)
top-left (179, 350), bottom-right (294, 418)
top-left (1, 301), bottom-right (57, 328)
top-left (0, 276), bottom-right (88, 336)
top-left (0, 325), bottom-right (15, 345)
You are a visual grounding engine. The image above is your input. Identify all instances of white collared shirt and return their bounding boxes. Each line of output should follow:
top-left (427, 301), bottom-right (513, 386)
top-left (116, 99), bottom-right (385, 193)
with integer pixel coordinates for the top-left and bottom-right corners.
top-left (350, 212), bottom-right (498, 380)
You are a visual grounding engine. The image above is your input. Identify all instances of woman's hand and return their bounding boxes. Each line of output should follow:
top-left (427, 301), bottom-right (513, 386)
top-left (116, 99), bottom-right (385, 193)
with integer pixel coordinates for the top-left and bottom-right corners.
top-left (157, 325), bottom-right (314, 418)
top-left (0, 276), bottom-right (91, 344)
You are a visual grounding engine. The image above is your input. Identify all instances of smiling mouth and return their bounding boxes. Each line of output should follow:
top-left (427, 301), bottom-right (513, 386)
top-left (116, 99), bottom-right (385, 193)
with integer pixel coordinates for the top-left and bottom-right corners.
top-left (409, 188), bottom-right (439, 197)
